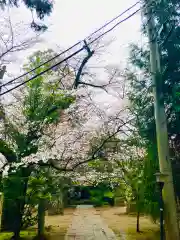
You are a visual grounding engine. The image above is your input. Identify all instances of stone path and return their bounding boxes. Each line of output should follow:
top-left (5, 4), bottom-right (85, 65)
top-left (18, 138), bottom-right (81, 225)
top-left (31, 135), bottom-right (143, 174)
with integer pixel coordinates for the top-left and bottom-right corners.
top-left (65, 205), bottom-right (117, 239)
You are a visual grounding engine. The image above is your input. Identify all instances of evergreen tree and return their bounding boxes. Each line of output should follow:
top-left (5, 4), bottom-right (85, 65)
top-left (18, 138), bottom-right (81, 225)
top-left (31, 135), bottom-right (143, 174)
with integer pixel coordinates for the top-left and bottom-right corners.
top-left (126, 0), bottom-right (180, 203)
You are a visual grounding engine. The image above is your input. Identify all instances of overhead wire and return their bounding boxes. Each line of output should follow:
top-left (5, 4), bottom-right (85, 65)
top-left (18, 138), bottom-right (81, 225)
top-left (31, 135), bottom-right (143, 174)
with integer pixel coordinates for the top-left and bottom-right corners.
top-left (87, 0), bottom-right (140, 40)
top-left (0, 1), bottom-right (141, 90)
top-left (88, 8), bottom-right (140, 45)
top-left (0, 5), bottom-right (141, 96)
top-left (0, 41), bottom-right (82, 88)
top-left (3, 0), bottom-right (173, 97)
top-left (0, 47), bottom-right (85, 96)
top-left (1, 1), bottom-right (175, 101)
top-left (2, 0), bottom-right (174, 94)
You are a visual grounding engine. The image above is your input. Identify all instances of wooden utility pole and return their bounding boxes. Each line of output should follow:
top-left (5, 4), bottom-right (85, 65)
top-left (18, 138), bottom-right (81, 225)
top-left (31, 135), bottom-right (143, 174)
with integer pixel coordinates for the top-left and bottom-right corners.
top-left (145, 1), bottom-right (180, 239)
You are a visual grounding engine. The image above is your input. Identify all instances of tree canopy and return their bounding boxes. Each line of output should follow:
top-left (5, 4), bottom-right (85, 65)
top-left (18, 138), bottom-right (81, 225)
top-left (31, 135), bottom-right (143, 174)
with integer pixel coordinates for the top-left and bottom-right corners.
top-left (125, 0), bottom-right (180, 206)
top-left (1, 1), bottom-right (179, 237)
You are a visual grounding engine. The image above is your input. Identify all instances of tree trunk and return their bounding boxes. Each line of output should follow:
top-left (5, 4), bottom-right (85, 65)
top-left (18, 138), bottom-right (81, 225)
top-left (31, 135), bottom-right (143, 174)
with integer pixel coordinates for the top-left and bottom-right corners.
top-left (12, 168), bottom-right (31, 240)
top-left (59, 190), bottom-right (64, 215)
top-left (1, 197), bottom-right (15, 232)
top-left (38, 198), bottom-right (46, 237)
top-left (1, 168), bottom-right (31, 240)
top-left (136, 211), bottom-right (140, 233)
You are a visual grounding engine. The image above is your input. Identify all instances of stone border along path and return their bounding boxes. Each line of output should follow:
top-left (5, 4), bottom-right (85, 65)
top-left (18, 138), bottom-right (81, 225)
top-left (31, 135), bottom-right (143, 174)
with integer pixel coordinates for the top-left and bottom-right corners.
top-left (65, 205), bottom-right (117, 239)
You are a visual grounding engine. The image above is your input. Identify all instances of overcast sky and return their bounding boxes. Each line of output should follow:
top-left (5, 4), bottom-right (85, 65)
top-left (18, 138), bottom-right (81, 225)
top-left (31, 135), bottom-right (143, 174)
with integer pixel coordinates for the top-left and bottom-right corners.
top-left (3, 0), bottom-right (142, 73)
top-left (45, 0), bottom-right (141, 47)
top-left (1, 0), bottom-right (142, 109)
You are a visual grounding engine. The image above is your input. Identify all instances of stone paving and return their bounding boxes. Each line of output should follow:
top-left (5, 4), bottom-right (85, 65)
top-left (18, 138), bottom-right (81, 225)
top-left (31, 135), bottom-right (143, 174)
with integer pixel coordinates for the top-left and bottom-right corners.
top-left (65, 205), bottom-right (117, 240)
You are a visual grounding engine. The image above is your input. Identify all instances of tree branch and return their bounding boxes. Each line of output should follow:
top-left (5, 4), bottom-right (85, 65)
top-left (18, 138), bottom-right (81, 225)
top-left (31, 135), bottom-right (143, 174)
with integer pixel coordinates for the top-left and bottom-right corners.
top-left (77, 81), bottom-right (109, 92)
top-left (74, 45), bottom-right (94, 88)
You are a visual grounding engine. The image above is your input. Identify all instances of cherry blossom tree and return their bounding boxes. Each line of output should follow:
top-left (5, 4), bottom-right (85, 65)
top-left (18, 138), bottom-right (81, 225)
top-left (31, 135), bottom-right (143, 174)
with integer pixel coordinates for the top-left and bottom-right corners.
top-left (0, 47), bottom-right (131, 238)
top-left (0, 50), bottom-right (75, 238)
top-left (0, 11), bottom-right (43, 67)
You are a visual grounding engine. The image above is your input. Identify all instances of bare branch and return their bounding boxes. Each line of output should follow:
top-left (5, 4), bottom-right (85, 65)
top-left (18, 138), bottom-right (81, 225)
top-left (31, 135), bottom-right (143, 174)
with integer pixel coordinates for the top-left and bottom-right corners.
top-left (77, 81), bottom-right (109, 92)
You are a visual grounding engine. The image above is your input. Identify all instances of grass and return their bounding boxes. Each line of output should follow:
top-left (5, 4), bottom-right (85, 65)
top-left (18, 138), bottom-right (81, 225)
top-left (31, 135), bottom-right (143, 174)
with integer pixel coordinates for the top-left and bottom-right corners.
top-left (0, 206), bottom-right (160, 240)
top-left (126, 228), bottom-right (160, 240)
top-left (0, 231), bottom-right (36, 240)
top-left (0, 208), bottom-right (75, 240)
top-left (96, 206), bottom-right (160, 240)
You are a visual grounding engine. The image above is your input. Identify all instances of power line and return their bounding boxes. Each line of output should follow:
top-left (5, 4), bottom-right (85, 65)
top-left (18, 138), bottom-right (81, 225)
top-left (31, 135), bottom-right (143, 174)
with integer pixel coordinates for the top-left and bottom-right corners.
top-left (3, 3), bottom-right (175, 99)
top-left (0, 7), bottom-right (141, 96)
top-left (0, 9), bottom-right (140, 96)
top-left (1, 1), bottom-right (141, 89)
top-left (90, 8), bottom-right (140, 45)
top-left (0, 41), bottom-right (81, 88)
top-left (87, 1), bottom-right (140, 40)
top-left (0, 47), bottom-right (85, 96)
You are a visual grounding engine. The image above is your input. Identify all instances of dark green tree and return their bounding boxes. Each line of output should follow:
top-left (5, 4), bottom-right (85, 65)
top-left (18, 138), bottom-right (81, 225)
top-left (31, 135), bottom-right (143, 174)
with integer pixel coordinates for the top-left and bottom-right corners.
top-left (125, 0), bottom-right (180, 219)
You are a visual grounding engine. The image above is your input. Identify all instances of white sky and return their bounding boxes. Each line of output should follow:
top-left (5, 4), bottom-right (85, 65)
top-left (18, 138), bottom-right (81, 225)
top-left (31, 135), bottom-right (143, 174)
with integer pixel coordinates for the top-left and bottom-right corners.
top-left (1, 0), bottom-right (143, 109)
top-left (3, 0), bottom-right (142, 74)
top-left (45, 0), bottom-right (141, 47)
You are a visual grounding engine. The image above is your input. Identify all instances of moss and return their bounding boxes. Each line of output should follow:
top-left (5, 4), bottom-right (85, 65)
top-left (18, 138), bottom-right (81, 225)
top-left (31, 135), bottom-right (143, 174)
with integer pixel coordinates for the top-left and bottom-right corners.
top-left (0, 233), bottom-right (13, 240)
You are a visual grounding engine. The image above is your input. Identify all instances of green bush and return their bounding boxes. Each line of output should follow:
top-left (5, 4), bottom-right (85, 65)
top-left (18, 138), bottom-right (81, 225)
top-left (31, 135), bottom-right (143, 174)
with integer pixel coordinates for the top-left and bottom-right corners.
top-left (89, 188), bottom-right (114, 207)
